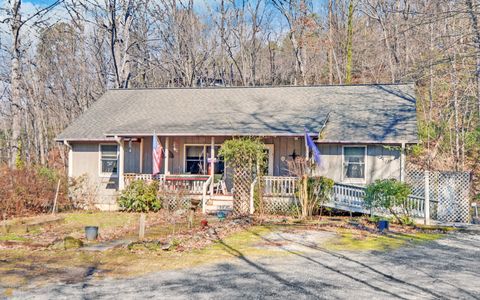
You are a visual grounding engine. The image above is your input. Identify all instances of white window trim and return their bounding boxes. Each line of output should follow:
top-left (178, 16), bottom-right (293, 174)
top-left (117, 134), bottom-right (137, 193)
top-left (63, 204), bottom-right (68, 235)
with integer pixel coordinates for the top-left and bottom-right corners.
top-left (99, 143), bottom-right (119, 178)
top-left (341, 145), bottom-right (367, 184)
top-left (183, 144), bottom-right (223, 174)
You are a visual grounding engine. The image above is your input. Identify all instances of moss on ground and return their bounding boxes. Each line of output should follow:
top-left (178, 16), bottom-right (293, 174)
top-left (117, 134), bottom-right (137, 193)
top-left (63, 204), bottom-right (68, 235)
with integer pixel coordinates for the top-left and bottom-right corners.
top-left (0, 225), bottom-right (278, 288)
top-left (62, 211), bottom-right (140, 231)
top-left (0, 223), bottom-right (448, 291)
top-left (324, 229), bottom-right (443, 252)
top-left (0, 233), bottom-right (30, 242)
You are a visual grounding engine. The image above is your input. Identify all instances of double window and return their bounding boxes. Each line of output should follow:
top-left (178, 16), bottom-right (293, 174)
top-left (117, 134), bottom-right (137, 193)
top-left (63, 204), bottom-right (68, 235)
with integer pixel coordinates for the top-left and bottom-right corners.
top-left (100, 144), bottom-right (118, 176)
top-left (343, 146), bottom-right (366, 181)
top-left (185, 145), bottom-right (224, 174)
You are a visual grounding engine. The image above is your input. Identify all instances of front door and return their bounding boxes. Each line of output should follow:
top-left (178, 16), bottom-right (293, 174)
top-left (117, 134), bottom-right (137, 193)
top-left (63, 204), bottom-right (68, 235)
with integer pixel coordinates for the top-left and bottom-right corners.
top-left (263, 144), bottom-right (274, 176)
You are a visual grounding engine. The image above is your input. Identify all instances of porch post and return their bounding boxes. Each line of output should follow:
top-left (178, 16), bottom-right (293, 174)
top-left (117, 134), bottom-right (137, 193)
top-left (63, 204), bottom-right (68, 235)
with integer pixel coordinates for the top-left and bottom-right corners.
top-left (118, 137), bottom-right (125, 190)
top-left (424, 170), bottom-right (430, 225)
top-left (400, 142), bottom-right (406, 182)
top-left (210, 136), bottom-right (215, 195)
top-left (139, 138), bottom-right (144, 173)
top-left (164, 137), bottom-right (170, 175)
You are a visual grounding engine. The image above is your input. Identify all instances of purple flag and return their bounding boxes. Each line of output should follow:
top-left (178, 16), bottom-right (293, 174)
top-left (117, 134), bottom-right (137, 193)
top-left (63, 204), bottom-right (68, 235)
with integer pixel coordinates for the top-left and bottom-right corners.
top-left (304, 128), bottom-right (321, 167)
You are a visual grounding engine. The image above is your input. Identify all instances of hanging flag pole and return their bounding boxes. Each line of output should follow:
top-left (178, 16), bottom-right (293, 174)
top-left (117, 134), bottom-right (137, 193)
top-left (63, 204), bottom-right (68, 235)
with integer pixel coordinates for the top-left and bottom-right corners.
top-left (304, 127), bottom-right (322, 168)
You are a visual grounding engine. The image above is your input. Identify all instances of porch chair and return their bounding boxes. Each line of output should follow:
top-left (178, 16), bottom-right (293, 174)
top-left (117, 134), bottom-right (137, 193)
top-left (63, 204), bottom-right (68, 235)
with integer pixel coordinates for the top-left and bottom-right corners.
top-left (213, 174), bottom-right (228, 195)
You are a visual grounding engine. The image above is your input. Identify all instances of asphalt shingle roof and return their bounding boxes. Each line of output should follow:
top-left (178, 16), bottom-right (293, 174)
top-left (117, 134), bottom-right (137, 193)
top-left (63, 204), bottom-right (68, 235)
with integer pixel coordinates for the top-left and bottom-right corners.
top-left (56, 84), bottom-right (418, 144)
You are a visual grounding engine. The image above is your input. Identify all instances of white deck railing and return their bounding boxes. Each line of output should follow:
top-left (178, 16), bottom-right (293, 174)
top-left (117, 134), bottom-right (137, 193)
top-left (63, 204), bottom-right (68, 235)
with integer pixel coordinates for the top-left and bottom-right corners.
top-left (330, 182), bottom-right (437, 219)
top-left (125, 174), bottom-right (435, 219)
top-left (124, 173), bottom-right (210, 195)
top-left (202, 175), bottom-right (214, 214)
top-left (262, 176), bottom-right (297, 197)
top-left (331, 183), bottom-right (367, 213)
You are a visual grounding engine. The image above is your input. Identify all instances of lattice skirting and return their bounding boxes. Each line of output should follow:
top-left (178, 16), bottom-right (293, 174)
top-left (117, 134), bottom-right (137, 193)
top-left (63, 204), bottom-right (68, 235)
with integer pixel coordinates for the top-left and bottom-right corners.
top-left (261, 197), bottom-right (299, 214)
top-left (162, 194), bottom-right (192, 211)
top-left (406, 169), bottom-right (471, 223)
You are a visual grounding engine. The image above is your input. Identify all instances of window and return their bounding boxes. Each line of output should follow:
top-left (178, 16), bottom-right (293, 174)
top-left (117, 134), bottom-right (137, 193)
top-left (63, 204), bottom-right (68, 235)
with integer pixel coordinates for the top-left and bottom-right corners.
top-left (185, 145), bottom-right (224, 174)
top-left (343, 146), bottom-right (366, 181)
top-left (100, 144), bottom-right (118, 176)
top-left (185, 146), bottom-right (205, 174)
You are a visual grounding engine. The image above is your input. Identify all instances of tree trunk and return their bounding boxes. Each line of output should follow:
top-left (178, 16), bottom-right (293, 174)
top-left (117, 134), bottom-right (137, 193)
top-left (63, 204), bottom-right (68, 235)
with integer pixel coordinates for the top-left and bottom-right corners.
top-left (10, 0), bottom-right (22, 169)
top-left (345, 0), bottom-right (354, 84)
top-left (328, 0), bottom-right (333, 84)
top-left (466, 0), bottom-right (480, 119)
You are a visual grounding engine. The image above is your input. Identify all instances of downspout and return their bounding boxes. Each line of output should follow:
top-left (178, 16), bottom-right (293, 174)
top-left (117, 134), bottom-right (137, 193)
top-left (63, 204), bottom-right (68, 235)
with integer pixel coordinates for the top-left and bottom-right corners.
top-left (115, 135), bottom-right (125, 190)
top-left (400, 142), bottom-right (406, 182)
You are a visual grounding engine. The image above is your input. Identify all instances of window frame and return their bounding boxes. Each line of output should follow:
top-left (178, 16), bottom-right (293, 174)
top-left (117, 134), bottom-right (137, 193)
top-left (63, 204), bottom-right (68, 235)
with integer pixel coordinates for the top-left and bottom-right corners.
top-left (263, 144), bottom-right (274, 176)
top-left (341, 145), bottom-right (367, 184)
top-left (98, 143), bottom-right (119, 178)
top-left (183, 144), bottom-right (224, 175)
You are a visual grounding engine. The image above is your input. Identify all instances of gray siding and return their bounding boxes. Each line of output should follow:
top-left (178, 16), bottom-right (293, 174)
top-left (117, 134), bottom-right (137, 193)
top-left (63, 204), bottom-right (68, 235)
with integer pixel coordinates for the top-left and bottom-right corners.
top-left (71, 142), bottom-right (119, 210)
top-left (70, 138), bottom-right (402, 211)
top-left (140, 136), bottom-right (306, 176)
top-left (315, 144), bottom-right (401, 184)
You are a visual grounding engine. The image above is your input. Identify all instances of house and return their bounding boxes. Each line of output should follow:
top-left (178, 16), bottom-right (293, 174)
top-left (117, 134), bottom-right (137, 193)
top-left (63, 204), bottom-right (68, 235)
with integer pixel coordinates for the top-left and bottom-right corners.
top-left (56, 84), bottom-right (418, 211)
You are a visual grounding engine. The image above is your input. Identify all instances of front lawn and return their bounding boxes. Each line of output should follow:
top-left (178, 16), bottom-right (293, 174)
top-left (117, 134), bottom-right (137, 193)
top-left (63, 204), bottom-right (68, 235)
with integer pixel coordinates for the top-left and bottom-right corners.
top-left (0, 212), bottom-right (451, 294)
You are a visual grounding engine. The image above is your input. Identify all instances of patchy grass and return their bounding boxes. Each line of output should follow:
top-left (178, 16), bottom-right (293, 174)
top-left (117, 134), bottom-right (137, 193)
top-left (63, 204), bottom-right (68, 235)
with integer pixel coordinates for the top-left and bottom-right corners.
top-left (63, 212), bottom-right (138, 229)
top-left (0, 211), bottom-right (186, 243)
top-left (0, 225), bottom-right (278, 288)
top-left (324, 229), bottom-right (443, 252)
top-left (415, 224), bottom-right (459, 232)
top-left (0, 233), bottom-right (30, 242)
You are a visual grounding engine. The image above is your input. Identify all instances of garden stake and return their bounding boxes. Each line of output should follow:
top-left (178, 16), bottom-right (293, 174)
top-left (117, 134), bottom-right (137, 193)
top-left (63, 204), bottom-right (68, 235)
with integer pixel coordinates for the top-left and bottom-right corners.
top-left (139, 213), bottom-right (146, 240)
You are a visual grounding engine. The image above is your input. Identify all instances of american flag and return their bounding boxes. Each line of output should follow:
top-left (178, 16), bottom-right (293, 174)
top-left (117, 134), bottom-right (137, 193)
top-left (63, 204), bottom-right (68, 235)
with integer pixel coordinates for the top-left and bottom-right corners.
top-left (152, 134), bottom-right (163, 175)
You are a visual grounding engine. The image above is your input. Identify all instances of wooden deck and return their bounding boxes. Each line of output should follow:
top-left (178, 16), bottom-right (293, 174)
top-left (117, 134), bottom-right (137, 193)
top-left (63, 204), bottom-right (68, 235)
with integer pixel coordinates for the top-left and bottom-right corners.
top-left (124, 174), bottom-right (431, 218)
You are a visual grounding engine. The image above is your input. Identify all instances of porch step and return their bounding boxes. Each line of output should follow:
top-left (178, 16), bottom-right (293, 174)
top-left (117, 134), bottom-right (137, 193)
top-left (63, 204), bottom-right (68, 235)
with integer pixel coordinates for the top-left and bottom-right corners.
top-left (205, 203), bottom-right (233, 214)
top-left (206, 199), bottom-right (233, 206)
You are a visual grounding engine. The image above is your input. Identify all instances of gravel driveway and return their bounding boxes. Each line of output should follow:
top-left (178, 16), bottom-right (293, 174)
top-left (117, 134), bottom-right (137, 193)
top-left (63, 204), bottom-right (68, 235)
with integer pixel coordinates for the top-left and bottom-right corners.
top-left (9, 228), bottom-right (480, 300)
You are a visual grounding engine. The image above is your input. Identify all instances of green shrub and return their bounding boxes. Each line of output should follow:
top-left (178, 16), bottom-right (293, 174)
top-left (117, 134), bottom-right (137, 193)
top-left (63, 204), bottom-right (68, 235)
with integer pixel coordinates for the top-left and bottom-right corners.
top-left (364, 179), bottom-right (412, 224)
top-left (37, 166), bottom-right (59, 183)
top-left (118, 180), bottom-right (161, 212)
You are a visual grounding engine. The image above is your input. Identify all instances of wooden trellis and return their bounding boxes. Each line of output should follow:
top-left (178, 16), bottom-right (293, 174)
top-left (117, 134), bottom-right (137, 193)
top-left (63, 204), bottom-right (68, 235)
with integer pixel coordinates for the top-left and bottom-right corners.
top-left (233, 164), bottom-right (254, 216)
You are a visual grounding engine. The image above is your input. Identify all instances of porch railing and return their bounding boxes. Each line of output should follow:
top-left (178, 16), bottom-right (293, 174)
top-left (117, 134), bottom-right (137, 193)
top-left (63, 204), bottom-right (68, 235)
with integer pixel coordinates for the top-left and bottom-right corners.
top-left (124, 173), bottom-right (163, 186)
top-left (330, 182), bottom-right (438, 219)
top-left (202, 176), bottom-right (214, 214)
top-left (262, 176), bottom-right (297, 197)
top-left (331, 183), bottom-right (367, 213)
top-left (124, 173), bottom-right (210, 195)
top-left (161, 175), bottom-right (211, 194)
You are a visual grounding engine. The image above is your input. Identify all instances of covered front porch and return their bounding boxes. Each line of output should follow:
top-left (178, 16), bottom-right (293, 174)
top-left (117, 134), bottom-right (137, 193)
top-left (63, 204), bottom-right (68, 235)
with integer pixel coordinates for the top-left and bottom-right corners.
top-left (113, 134), bottom-right (306, 211)
top-left (122, 172), bottom-right (298, 214)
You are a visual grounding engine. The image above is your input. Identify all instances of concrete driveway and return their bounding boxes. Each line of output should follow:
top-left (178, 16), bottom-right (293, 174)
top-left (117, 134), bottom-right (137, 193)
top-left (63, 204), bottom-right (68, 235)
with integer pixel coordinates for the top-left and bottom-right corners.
top-left (10, 228), bottom-right (480, 299)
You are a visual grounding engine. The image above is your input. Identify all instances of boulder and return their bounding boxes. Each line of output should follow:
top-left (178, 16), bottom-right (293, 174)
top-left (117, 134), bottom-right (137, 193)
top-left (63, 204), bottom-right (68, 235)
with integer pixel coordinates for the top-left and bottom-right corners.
top-left (50, 236), bottom-right (83, 250)
top-left (63, 236), bottom-right (84, 249)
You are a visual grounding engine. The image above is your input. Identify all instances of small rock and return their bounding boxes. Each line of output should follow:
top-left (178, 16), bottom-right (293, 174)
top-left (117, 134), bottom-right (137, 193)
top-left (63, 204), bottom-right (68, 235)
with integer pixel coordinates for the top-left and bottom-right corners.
top-left (63, 236), bottom-right (84, 249)
top-left (161, 241), bottom-right (172, 251)
top-left (207, 228), bottom-right (217, 236)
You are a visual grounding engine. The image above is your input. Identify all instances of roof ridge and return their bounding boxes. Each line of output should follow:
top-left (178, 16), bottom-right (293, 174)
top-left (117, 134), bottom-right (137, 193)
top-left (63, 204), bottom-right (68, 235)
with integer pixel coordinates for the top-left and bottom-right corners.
top-left (108, 82), bottom-right (415, 91)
